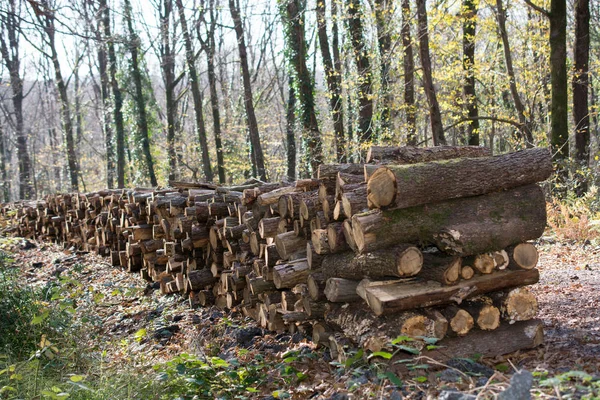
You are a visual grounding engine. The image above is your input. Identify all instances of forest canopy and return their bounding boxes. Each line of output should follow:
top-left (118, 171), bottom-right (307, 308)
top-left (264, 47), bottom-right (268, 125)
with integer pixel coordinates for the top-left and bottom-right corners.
top-left (0, 0), bottom-right (597, 199)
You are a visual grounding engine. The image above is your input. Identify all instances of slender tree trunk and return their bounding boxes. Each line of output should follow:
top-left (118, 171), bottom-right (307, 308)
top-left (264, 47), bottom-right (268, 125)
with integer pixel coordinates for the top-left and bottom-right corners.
top-left (229, 0), bottom-right (267, 181)
top-left (159, 0), bottom-right (178, 182)
top-left (0, 124), bottom-right (9, 202)
top-left (373, 0), bottom-right (394, 137)
top-left (573, 0), bottom-right (590, 165)
top-left (280, 0), bottom-right (323, 176)
top-left (496, 0), bottom-right (535, 147)
top-left (74, 55), bottom-right (83, 146)
top-left (124, 0), bottom-right (157, 186)
top-left (316, 0), bottom-right (345, 162)
top-left (100, 0), bottom-right (126, 188)
top-left (286, 74), bottom-right (296, 181)
top-left (35, 3), bottom-right (79, 191)
top-left (0, 0), bottom-right (33, 199)
top-left (206, 0), bottom-right (226, 183)
top-left (549, 0), bottom-right (568, 160)
top-left (331, 0), bottom-right (346, 156)
top-left (176, 0), bottom-right (214, 182)
top-left (346, 0), bottom-right (374, 144)
top-left (462, 0), bottom-right (480, 145)
top-left (401, 0), bottom-right (416, 145)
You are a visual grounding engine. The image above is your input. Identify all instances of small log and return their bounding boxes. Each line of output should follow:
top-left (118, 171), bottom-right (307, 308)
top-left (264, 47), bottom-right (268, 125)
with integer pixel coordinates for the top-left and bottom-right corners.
top-left (275, 231), bottom-right (306, 260)
top-left (366, 145), bottom-right (492, 164)
top-left (307, 271), bottom-right (327, 301)
top-left (461, 265), bottom-right (475, 280)
top-left (364, 268), bottom-right (539, 316)
top-left (321, 244), bottom-right (423, 279)
top-left (302, 298), bottom-right (327, 318)
top-left (341, 184), bottom-right (368, 218)
top-left (442, 305), bottom-right (474, 336)
top-left (507, 243), bottom-right (539, 270)
top-left (465, 253), bottom-right (496, 274)
top-left (248, 276), bottom-right (277, 295)
top-left (463, 297), bottom-right (501, 331)
top-left (327, 222), bottom-right (349, 253)
top-left (258, 217), bottom-right (279, 238)
top-left (273, 259), bottom-right (310, 289)
top-left (324, 278), bottom-right (361, 302)
top-left (257, 186), bottom-right (298, 206)
top-left (307, 241), bottom-right (324, 269)
top-left (491, 287), bottom-right (538, 322)
top-left (343, 220), bottom-right (358, 252)
top-left (420, 253), bottom-right (462, 285)
top-left (318, 163), bottom-right (364, 181)
top-left (311, 229), bottom-right (330, 255)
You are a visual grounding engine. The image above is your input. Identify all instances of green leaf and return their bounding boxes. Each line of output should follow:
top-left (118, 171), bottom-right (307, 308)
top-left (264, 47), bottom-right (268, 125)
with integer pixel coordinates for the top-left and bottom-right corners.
top-left (415, 375), bottom-right (428, 383)
top-left (246, 387), bottom-right (259, 393)
top-left (210, 357), bottom-right (229, 368)
top-left (495, 363), bottom-right (509, 372)
top-left (369, 351), bottom-right (393, 360)
top-left (392, 335), bottom-right (414, 345)
top-left (283, 356), bottom-right (298, 363)
top-left (384, 371), bottom-right (403, 387)
top-left (69, 375), bottom-right (85, 382)
top-left (397, 345), bottom-right (420, 355)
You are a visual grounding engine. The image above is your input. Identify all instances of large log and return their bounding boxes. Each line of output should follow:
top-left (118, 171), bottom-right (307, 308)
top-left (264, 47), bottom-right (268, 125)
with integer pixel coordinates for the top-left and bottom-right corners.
top-left (507, 242), bottom-right (539, 270)
top-left (366, 145), bottom-right (492, 164)
top-left (364, 268), bottom-right (539, 316)
top-left (367, 148), bottom-right (552, 209)
top-left (317, 164), bottom-right (364, 181)
top-left (352, 184), bottom-right (547, 255)
top-left (321, 244), bottom-right (422, 280)
top-left (491, 287), bottom-right (538, 322)
top-left (275, 231), bottom-right (306, 260)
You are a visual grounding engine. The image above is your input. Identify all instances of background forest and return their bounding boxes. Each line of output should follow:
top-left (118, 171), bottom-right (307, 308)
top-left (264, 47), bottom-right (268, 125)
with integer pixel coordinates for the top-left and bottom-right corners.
top-left (0, 0), bottom-right (598, 200)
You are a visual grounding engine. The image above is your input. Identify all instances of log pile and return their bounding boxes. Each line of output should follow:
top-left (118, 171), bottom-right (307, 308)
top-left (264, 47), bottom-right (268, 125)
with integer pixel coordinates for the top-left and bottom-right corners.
top-left (1, 146), bottom-right (551, 361)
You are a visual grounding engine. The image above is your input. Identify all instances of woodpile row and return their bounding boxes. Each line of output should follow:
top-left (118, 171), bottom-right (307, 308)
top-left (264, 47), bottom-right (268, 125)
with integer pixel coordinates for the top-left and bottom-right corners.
top-left (2, 145), bottom-right (552, 361)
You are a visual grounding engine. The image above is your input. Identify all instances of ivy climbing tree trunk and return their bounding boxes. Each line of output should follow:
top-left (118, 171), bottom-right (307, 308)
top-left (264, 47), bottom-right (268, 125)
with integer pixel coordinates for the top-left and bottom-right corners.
top-left (176, 0), bottom-right (214, 182)
top-left (401, 0), bottom-right (417, 145)
top-left (100, 0), bottom-right (126, 188)
top-left (346, 0), bottom-right (374, 144)
top-left (416, 0), bottom-right (446, 145)
top-left (373, 0), bottom-right (394, 138)
top-left (573, 0), bottom-right (590, 165)
top-left (229, 0), bottom-right (267, 181)
top-left (286, 75), bottom-right (296, 181)
top-left (280, 0), bottom-right (323, 176)
top-left (462, 0), bottom-right (480, 145)
top-left (0, 0), bottom-right (33, 199)
top-left (124, 0), bottom-right (157, 187)
top-left (316, 0), bottom-right (345, 162)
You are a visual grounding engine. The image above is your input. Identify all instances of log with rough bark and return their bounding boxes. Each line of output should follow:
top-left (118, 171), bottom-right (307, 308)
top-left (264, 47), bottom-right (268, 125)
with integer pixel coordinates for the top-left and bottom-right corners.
top-left (307, 271), bottom-right (326, 300)
top-left (507, 243), bottom-right (539, 270)
top-left (275, 231), bottom-right (306, 260)
top-left (463, 297), bottom-right (500, 331)
top-left (366, 145), bottom-right (492, 164)
top-left (364, 268), bottom-right (539, 316)
top-left (257, 186), bottom-right (298, 206)
top-left (324, 278), bottom-right (361, 302)
top-left (321, 244), bottom-right (422, 280)
top-left (326, 222), bottom-right (349, 253)
top-left (420, 252), bottom-right (461, 285)
top-left (273, 259), bottom-right (309, 289)
top-left (325, 304), bottom-right (448, 352)
top-left (341, 184), bottom-right (368, 218)
top-left (311, 229), bottom-right (330, 254)
top-left (442, 305), bottom-right (474, 336)
top-left (259, 217), bottom-right (280, 238)
top-left (352, 185), bottom-right (546, 255)
top-left (491, 287), bottom-right (538, 322)
top-left (317, 163), bottom-right (365, 181)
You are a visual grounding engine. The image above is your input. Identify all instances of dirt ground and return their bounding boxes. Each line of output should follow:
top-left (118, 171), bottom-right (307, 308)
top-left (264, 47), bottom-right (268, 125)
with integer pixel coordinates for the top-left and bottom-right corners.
top-left (5, 235), bottom-right (600, 398)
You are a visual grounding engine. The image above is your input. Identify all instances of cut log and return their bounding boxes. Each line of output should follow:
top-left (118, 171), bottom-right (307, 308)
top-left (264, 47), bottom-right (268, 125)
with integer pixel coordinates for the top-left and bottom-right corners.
top-left (326, 222), bottom-right (349, 253)
top-left (352, 184), bottom-right (547, 255)
top-left (324, 278), bottom-right (361, 302)
top-left (461, 266), bottom-right (475, 280)
top-left (420, 253), bottom-right (461, 285)
top-left (318, 163), bottom-right (364, 181)
top-left (307, 241), bottom-right (324, 269)
top-left (325, 304), bottom-right (448, 352)
top-left (259, 217), bottom-right (280, 238)
top-left (366, 148), bottom-right (552, 209)
top-left (463, 297), bottom-right (501, 331)
top-left (442, 305), bottom-right (474, 336)
top-left (275, 231), bottom-right (306, 260)
top-left (273, 259), bottom-right (310, 289)
top-left (257, 186), bottom-right (297, 206)
top-left (507, 243), bottom-right (539, 270)
top-left (491, 287), bottom-right (538, 322)
top-left (186, 269), bottom-right (217, 291)
top-left (341, 185), bottom-right (368, 218)
top-left (364, 268), bottom-right (539, 316)
top-left (465, 253), bottom-right (496, 274)
top-left (311, 229), bottom-right (330, 255)
top-left (366, 145), bottom-right (492, 164)
top-left (307, 271), bottom-right (327, 301)
top-left (342, 220), bottom-right (358, 252)
top-left (321, 244), bottom-right (423, 280)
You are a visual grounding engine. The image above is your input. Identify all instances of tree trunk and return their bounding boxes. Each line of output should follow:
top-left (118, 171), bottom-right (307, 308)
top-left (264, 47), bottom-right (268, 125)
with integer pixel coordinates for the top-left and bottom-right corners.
top-left (549, 0), bottom-right (568, 161)
top-left (366, 145), bottom-right (491, 164)
top-left (462, 0), bottom-right (480, 145)
top-left (0, 124), bottom-right (9, 202)
top-left (316, 0), bottom-right (345, 161)
top-left (176, 0), bottom-right (213, 182)
top-left (401, 0), bottom-right (416, 145)
top-left (415, 0), bottom-right (446, 145)
top-left (366, 148), bottom-right (553, 209)
top-left (124, 0), bottom-right (157, 187)
top-left (206, 0), bottom-right (226, 184)
top-left (364, 268), bottom-right (539, 315)
top-left (573, 0), bottom-right (590, 191)
top-left (374, 0), bottom-right (394, 137)
top-left (281, 0), bottom-right (323, 176)
top-left (229, 0), bottom-right (267, 181)
top-left (100, 0), bottom-right (126, 188)
top-left (353, 184), bottom-right (547, 255)
top-left (346, 0), bottom-right (374, 144)
top-left (0, 1), bottom-right (33, 199)
top-left (286, 75), bottom-right (297, 181)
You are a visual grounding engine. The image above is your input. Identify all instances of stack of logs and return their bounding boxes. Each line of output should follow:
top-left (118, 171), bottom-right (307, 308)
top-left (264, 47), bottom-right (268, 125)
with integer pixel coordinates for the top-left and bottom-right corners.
top-left (2, 145), bottom-right (551, 361)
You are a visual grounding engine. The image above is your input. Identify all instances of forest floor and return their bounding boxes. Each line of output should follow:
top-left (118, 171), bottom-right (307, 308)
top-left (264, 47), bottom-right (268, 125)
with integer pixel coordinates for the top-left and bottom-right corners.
top-left (1, 233), bottom-right (600, 399)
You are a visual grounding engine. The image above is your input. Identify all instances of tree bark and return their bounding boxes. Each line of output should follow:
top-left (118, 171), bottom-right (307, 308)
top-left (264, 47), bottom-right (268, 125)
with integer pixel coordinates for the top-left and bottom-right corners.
top-left (549, 0), bottom-right (568, 161)
top-left (281, 0), bottom-right (323, 176)
top-left (366, 147), bottom-right (553, 209)
top-left (462, 0), bottom-right (480, 145)
top-left (415, 0), bottom-right (446, 145)
top-left (230, 0), bottom-right (267, 181)
top-left (573, 0), bottom-right (590, 185)
top-left (353, 184), bottom-right (547, 255)
top-left (124, 0), bottom-right (157, 187)
top-left (176, 0), bottom-right (213, 181)
top-left (346, 0), bottom-right (374, 144)
top-left (366, 145), bottom-right (491, 164)
top-left (373, 0), bottom-right (394, 137)
top-left (401, 0), bottom-right (417, 144)
top-left (316, 0), bottom-right (345, 162)
top-left (286, 75), bottom-right (297, 181)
